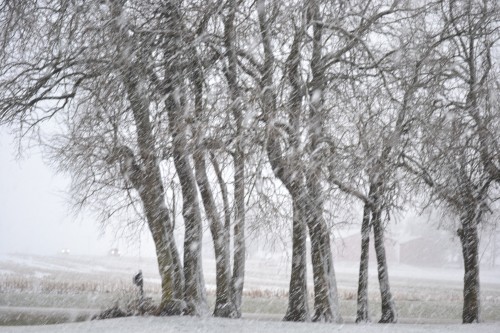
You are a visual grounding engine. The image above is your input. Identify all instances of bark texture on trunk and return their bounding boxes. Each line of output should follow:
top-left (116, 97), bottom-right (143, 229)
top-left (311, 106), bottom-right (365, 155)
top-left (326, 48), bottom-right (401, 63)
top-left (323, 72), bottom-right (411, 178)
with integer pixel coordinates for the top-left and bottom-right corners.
top-left (264, 104), bottom-right (310, 321)
top-left (169, 124), bottom-right (208, 316)
top-left (458, 217), bottom-right (480, 323)
top-left (161, 1), bottom-right (207, 316)
top-left (355, 202), bottom-right (371, 323)
top-left (283, 192), bottom-right (310, 322)
top-left (305, 2), bottom-right (342, 321)
top-left (231, 149), bottom-right (246, 318)
top-left (306, 176), bottom-right (342, 323)
top-left (192, 63), bottom-right (234, 317)
top-left (224, 3), bottom-right (246, 318)
top-left (257, 0), bottom-right (310, 321)
top-left (266, 145), bottom-right (310, 321)
top-left (372, 202), bottom-right (397, 323)
top-left (116, 77), bottom-right (186, 313)
top-left (210, 155), bottom-right (236, 314)
top-left (194, 150), bottom-right (234, 317)
top-left (108, 1), bottom-right (185, 312)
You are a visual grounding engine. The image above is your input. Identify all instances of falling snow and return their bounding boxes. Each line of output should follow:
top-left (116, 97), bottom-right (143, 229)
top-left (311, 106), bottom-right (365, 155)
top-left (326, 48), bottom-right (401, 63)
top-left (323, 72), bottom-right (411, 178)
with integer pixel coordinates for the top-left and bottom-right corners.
top-left (0, 0), bottom-right (500, 331)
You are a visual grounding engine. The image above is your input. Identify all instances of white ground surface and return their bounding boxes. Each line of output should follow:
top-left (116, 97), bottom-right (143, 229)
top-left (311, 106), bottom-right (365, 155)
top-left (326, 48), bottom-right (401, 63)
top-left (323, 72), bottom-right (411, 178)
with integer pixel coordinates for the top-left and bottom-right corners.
top-left (1, 254), bottom-right (500, 331)
top-left (1, 316), bottom-right (499, 333)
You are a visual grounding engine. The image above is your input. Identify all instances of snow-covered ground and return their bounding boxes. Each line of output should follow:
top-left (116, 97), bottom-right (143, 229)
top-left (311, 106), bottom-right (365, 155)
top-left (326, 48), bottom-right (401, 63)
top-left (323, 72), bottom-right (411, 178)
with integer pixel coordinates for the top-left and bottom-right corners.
top-left (1, 253), bottom-right (499, 331)
top-left (1, 316), bottom-right (500, 333)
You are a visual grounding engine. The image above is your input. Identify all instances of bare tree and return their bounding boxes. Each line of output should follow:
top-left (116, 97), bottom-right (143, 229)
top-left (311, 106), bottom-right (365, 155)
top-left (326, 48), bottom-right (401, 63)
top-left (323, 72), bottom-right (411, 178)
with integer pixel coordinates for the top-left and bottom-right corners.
top-left (0, 0), bottom-right (201, 314)
top-left (403, 0), bottom-right (500, 323)
top-left (326, 0), bottom-right (464, 323)
top-left (222, 1), bottom-right (247, 317)
top-left (251, 0), bottom-right (402, 322)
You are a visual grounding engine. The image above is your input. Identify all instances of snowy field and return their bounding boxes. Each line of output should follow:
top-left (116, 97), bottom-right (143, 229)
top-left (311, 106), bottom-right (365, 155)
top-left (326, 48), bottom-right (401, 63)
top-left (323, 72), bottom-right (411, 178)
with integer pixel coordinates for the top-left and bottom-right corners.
top-left (1, 253), bottom-right (500, 332)
top-left (1, 316), bottom-right (500, 333)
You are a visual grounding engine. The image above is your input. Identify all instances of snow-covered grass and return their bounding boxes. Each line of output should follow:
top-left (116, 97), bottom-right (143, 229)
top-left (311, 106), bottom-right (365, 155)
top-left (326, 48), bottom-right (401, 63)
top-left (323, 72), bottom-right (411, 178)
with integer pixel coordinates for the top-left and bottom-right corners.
top-left (1, 253), bottom-right (499, 329)
top-left (1, 316), bottom-right (500, 333)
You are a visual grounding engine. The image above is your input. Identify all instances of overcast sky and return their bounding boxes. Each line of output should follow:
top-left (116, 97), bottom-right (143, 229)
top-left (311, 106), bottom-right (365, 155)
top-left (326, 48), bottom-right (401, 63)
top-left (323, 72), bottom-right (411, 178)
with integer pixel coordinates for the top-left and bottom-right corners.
top-left (0, 127), bottom-right (156, 257)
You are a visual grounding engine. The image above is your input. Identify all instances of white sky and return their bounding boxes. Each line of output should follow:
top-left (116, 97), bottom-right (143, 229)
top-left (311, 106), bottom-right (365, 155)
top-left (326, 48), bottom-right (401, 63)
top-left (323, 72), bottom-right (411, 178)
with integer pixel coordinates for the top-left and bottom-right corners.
top-left (0, 127), bottom-right (156, 257)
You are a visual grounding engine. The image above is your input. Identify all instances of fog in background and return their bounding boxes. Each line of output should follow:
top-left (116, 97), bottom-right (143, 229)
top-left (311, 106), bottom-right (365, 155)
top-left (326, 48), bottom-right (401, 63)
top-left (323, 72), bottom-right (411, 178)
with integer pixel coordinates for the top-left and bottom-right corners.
top-left (1, 125), bottom-right (498, 267)
top-left (0, 128), bottom-right (156, 257)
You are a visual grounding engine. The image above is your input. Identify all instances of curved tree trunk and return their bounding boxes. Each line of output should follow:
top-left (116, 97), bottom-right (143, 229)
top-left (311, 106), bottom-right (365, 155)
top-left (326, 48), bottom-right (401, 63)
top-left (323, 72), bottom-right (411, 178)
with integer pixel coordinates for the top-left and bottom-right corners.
top-left (125, 75), bottom-right (186, 309)
top-left (257, 0), bottom-right (309, 321)
top-left (265, 125), bottom-right (310, 322)
top-left (169, 129), bottom-right (208, 316)
top-left (194, 150), bottom-right (234, 317)
top-left (160, 1), bottom-right (207, 316)
top-left (192, 53), bottom-right (234, 317)
top-left (108, 0), bottom-right (185, 313)
top-left (356, 202), bottom-right (371, 323)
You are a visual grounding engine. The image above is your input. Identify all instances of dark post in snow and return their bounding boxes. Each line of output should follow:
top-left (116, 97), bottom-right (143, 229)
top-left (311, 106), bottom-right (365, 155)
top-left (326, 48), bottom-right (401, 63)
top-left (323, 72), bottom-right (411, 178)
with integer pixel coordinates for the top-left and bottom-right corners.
top-left (133, 270), bottom-right (144, 301)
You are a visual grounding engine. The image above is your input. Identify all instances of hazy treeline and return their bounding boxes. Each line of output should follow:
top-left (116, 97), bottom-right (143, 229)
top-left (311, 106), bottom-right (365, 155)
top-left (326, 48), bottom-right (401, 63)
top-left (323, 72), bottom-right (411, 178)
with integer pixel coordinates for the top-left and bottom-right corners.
top-left (0, 0), bottom-right (499, 324)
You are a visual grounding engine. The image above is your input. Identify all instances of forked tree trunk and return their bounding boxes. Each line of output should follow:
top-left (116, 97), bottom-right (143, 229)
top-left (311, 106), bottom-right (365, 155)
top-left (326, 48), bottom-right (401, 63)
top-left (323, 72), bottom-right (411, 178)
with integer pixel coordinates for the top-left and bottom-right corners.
top-left (123, 73), bottom-right (185, 311)
top-left (169, 126), bottom-right (208, 316)
top-left (161, 1), bottom-right (207, 316)
top-left (372, 204), bottom-right (397, 323)
top-left (194, 150), bottom-right (234, 317)
top-left (212, 155), bottom-right (237, 317)
top-left (257, 0), bottom-right (309, 321)
top-left (458, 215), bottom-right (481, 323)
top-left (192, 53), bottom-right (235, 318)
top-left (356, 202), bottom-right (371, 323)
top-left (109, 0), bottom-right (185, 313)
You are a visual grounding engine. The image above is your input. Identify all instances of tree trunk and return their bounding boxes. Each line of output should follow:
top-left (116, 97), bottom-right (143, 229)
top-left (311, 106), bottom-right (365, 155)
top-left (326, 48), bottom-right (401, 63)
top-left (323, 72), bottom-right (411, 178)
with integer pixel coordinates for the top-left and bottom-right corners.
top-left (306, 177), bottom-right (342, 323)
top-left (161, 1), bottom-right (207, 316)
top-left (170, 139), bottom-right (208, 315)
top-left (191, 46), bottom-right (234, 317)
top-left (164, 77), bottom-right (208, 317)
top-left (283, 192), bottom-right (310, 322)
top-left (144, 204), bottom-right (184, 313)
top-left (224, 3), bottom-right (246, 318)
top-left (231, 148), bottom-right (246, 318)
top-left (194, 150), bottom-right (234, 317)
top-left (356, 202), bottom-right (371, 323)
top-left (211, 155), bottom-right (237, 317)
top-left (458, 218), bottom-right (480, 323)
top-left (166, 222), bottom-right (185, 301)
top-left (257, 0), bottom-right (309, 321)
top-left (265, 137), bottom-right (310, 322)
top-left (109, 0), bottom-right (185, 314)
top-left (372, 203), bottom-right (397, 323)
top-left (113, 144), bottom-right (185, 314)
top-left (304, 1), bottom-right (341, 323)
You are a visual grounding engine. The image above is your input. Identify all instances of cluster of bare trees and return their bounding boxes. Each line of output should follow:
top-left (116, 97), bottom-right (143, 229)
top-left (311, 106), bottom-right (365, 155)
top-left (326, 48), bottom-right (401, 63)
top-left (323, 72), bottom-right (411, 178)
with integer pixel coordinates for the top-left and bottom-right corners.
top-left (1, 0), bottom-right (499, 324)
